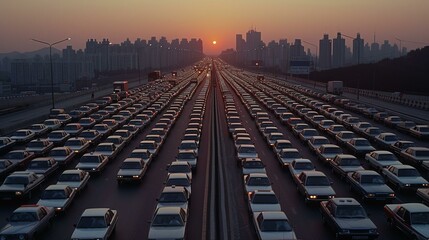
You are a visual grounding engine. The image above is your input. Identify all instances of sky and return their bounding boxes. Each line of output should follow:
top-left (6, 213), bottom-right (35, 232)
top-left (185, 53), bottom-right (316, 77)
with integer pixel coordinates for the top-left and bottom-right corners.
top-left (1, 0), bottom-right (429, 55)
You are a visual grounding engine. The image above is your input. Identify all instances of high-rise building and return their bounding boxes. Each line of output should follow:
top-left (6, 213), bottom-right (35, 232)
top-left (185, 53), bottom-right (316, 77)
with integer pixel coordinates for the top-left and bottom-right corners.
top-left (352, 33), bottom-right (364, 64)
top-left (332, 32), bottom-right (345, 68)
top-left (319, 34), bottom-right (331, 70)
top-left (245, 29), bottom-right (262, 64)
top-left (289, 39), bottom-right (306, 60)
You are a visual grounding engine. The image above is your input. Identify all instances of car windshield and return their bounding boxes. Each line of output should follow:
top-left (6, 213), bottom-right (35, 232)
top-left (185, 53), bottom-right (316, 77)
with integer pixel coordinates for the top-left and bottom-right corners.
top-left (252, 194), bottom-right (278, 204)
top-left (360, 175), bottom-right (385, 184)
top-left (167, 178), bottom-right (190, 187)
top-left (80, 156), bottom-right (100, 163)
top-left (10, 212), bottom-right (38, 222)
top-left (65, 140), bottom-right (82, 146)
top-left (324, 147), bottom-right (342, 154)
top-left (96, 145), bottom-right (113, 152)
top-left (247, 177), bottom-right (270, 186)
top-left (77, 216), bottom-right (107, 228)
top-left (48, 132), bottom-right (64, 138)
top-left (121, 162), bottom-right (142, 169)
top-left (140, 144), bottom-right (155, 149)
top-left (29, 161), bottom-right (49, 169)
top-left (355, 140), bottom-right (370, 146)
top-left (385, 135), bottom-right (398, 141)
top-left (177, 153), bottom-right (195, 159)
top-left (411, 212), bottom-right (429, 224)
top-left (4, 152), bottom-right (24, 159)
top-left (335, 205), bottom-right (366, 218)
top-left (180, 142), bottom-right (197, 149)
top-left (130, 152), bottom-right (150, 159)
top-left (419, 127), bottom-right (429, 132)
top-left (64, 125), bottom-right (79, 130)
top-left (398, 169), bottom-right (419, 177)
top-left (377, 154), bottom-right (396, 161)
top-left (240, 147), bottom-right (256, 154)
top-left (281, 151), bottom-right (300, 158)
top-left (260, 220), bottom-right (292, 232)
top-left (81, 132), bottom-right (96, 138)
top-left (159, 193), bottom-right (187, 203)
top-left (27, 142), bottom-right (45, 148)
top-left (4, 176), bottom-right (29, 185)
top-left (0, 161), bottom-right (8, 169)
top-left (152, 214), bottom-right (184, 226)
top-left (416, 151), bottom-right (429, 157)
top-left (168, 165), bottom-right (191, 173)
top-left (14, 131), bottom-right (29, 137)
top-left (41, 190), bottom-right (67, 199)
top-left (314, 139), bottom-right (329, 145)
top-left (50, 150), bottom-right (67, 156)
top-left (59, 174), bottom-right (81, 182)
top-left (306, 176), bottom-right (330, 186)
top-left (341, 158), bottom-right (361, 166)
top-left (94, 126), bottom-right (108, 131)
top-left (341, 133), bottom-right (354, 139)
top-left (294, 162), bottom-right (314, 170)
top-left (244, 161), bottom-right (264, 169)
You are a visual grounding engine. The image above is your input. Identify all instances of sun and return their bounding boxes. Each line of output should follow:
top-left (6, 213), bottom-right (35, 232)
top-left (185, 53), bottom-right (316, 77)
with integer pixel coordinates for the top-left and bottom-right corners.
top-left (212, 40), bottom-right (217, 45)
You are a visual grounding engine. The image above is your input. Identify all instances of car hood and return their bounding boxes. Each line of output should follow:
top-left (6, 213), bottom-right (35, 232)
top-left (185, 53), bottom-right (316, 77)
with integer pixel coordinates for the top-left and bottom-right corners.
top-left (335, 218), bottom-right (376, 230)
top-left (361, 184), bottom-right (393, 193)
top-left (118, 169), bottom-right (142, 176)
top-left (71, 228), bottom-right (108, 239)
top-left (259, 230), bottom-right (297, 240)
top-left (412, 224), bottom-right (429, 238)
top-left (305, 186), bottom-right (336, 195)
top-left (148, 226), bottom-right (185, 239)
top-left (0, 222), bottom-right (38, 235)
top-left (0, 184), bottom-right (25, 191)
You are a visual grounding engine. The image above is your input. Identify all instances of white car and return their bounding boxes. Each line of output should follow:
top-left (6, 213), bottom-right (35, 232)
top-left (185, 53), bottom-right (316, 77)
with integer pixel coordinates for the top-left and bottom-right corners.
top-left (165, 173), bottom-right (192, 194)
top-left (247, 190), bottom-right (281, 215)
top-left (148, 207), bottom-right (187, 240)
top-left (382, 164), bottom-right (429, 191)
top-left (253, 211), bottom-right (297, 240)
top-left (71, 208), bottom-right (118, 240)
top-left (243, 173), bottom-right (272, 194)
top-left (156, 186), bottom-right (190, 211)
top-left (37, 184), bottom-right (76, 212)
top-left (57, 169), bottom-right (90, 192)
top-left (276, 148), bottom-right (301, 167)
top-left (365, 151), bottom-right (402, 171)
top-left (117, 158), bottom-right (147, 183)
top-left (288, 159), bottom-right (315, 182)
top-left (76, 153), bottom-right (108, 173)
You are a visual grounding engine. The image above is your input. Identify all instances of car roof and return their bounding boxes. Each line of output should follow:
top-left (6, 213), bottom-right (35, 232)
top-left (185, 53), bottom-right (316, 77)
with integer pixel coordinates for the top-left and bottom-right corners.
top-left (81, 208), bottom-right (111, 217)
top-left (62, 169), bottom-right (84, 174)
top-left (331, 198), bottom-right (360, 206)
top-left (156, 206), bottom-right (183, 215)
top-left (123, 158), bottom-right (143, 163)
top-left (260, 211), bottom-right (287, 220)
top-left (15, 205), bottom-right (42, 213)
top-left (398, 203), bottom-right (429, 213)
top-left (162, 186), bottom-right (187, 193)
top-left (45, 184), bottom-right (69, 191)
top-left (335, 154), bottom-right (357, 159)
top-left (303, 171), bottom-right (326, 177)
top-left (390, 164), bottom-right (415, 170)
top-left (354, 170), bottom-right (379, 176)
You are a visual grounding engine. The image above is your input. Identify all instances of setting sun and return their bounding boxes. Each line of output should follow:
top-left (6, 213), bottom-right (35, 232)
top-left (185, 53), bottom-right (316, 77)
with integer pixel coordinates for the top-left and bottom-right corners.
top-left (212, 40), bottom-right (217, 45)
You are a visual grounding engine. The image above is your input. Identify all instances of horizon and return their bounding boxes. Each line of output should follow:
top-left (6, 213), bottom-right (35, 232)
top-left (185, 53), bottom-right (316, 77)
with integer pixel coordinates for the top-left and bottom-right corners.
top-left (1, 1), bottom-right (429, 55)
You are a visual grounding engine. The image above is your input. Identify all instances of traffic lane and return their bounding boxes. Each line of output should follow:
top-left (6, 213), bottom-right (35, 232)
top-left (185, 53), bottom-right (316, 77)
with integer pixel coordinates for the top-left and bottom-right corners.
top-left (235, 81), bottom-right (404, 240)
top-left (216, 77), bottom-right (256, 240)
top-left (38, 85), bottom-right (195, 239)
top-left (224, 79), bottom-right (332, 240)
top-left (187, 83), bottom-right (211, 240)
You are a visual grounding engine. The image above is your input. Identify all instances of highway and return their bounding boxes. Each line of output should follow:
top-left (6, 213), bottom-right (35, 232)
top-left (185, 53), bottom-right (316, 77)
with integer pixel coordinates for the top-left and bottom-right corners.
top-left (0, 58), bottom-right (429, 240)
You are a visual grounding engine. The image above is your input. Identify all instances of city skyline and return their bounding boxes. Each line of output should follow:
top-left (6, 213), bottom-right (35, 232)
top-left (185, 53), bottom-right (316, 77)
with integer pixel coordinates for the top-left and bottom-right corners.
top-left (1, 0), bottom-right (429, 55)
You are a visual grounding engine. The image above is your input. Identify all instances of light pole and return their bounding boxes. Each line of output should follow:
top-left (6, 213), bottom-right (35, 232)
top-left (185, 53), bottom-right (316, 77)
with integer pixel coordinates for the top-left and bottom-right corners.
top-left (302, 40), bottom-right (318, 89)
top-left (342, 33), bottom-right (361, 100)
top-left (31, 37), bottom-right (71, 109)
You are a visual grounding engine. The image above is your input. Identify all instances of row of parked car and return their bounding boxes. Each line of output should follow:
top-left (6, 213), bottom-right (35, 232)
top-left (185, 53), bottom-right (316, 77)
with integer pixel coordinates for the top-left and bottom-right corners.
top-left (217, 70), bottom-right (299, 240)
top-left (148, 78), bottom-right (210, 240)
top-left (0, 71), bottom-right (204, 240)
top-left (227, 68), bottom-right (429, 240)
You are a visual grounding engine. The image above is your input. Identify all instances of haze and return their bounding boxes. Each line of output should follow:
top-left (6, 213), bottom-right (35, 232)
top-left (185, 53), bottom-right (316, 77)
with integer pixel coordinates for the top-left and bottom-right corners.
top-left (1, 0), bottom-right (428, 55)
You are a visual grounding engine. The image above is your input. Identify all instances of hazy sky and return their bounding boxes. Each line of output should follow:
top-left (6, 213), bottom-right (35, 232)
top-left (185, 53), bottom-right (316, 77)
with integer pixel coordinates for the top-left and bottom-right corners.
top-left (1, 0), bottom-right (428, 55)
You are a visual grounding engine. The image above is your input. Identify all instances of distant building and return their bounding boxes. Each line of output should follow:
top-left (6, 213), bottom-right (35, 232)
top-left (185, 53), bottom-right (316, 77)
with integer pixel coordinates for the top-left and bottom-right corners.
top-left (289, 39), bottom-right (306, 60)
top-left (319, 34), bottom-right (331, 70)
top-left (332, 32), bottom-right (345, 68)
top-left (352, 33), bottom-right (364, 64)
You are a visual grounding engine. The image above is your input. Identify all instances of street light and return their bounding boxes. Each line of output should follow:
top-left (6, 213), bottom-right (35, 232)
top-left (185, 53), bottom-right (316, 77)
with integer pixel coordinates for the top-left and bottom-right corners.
top-left (341, 33), bottom-right (361, 100)
top-left (31, 37), bottom-right (71, 109)
top-left (302, 40), bottom-right (318, 89)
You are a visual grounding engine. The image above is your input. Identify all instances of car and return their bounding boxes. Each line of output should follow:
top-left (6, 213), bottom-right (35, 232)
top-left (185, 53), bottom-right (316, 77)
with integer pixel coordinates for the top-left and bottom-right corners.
top-left (335, 131), bottom-right (356, 146)
top-left (0, 137), bottom-right (16, 154)
top-left (113, 129), bottom-right (133, 143)
top-left (46, 130), bottom-right (70, 146)
top-left (178, 140), bottom-right (199, 156)
top-left (375, 132), bottom-right (399, 149)
top-left (71, 208), bottom-right (118, 240)
top-left (0, 159), bottom-right (20, 180)
top-left (296, 171), bottom-right (336, 203)
top-left (165, 173), bottom-right (192, 195)
top-left (29, 124), bottom-right (50, 137)
top-left (291, 123), bottom-right (309, 136)
top-left (252, 211), bottom-right (297, 240)
top-left (384, 203), bottom-right (429, 240)
top-left (37, 184), bottom-right (76, 212)
top-left (117, 158), bottom-right (147, 183)
top-left (176, 150), bottom-right (198, 169)
top-left (409, 125), bottom-right (429, 139)
top-left (389, 140), bottom-right (415, 155)
top-left (49, 108), bottom-right (65, 118)
top-left (139, 140), bottom-right (159, 157)
top-left (129, 149), bottom-right (153, 166)
top-left (276, 148), bottom-right (301, 167)
top-left (241, 158), bottom-right (266, 175)
top-left (10, 129), bottom-right (35, 143)
top-left (288, 159), bottom-right (315, 182)
top-left (0, 171), bottom-right (45, 200)
top-left (26, 157), bottom-right (59, 177)
top-left (416, 188), bottom-right (429, 205)
top-left (93, 123), bottom-right (113, 136)
top-left (400, 147), bottom-right (429, 165)
top-left (308, 136), bottom-right (330, 152)
top-left (382, 164), bottom-right (429, 191)
top-left (25, 139), bottom-right (54, 157)
top-left (361, 127), bottom-right (382, 141)
top-left (316, 144), bottom-right (343, 164)
top-left (236, 144), bottom-right (258, 165)
top-left (156, 186), bottom-right (190, 211)
top-left (343, 116), bottom-right (360, 129)
top-left (93, 142), bottom-right (119, 160)
top-left (64, 137), bottom-right (90, 154)
top-left (396, 121), bottom-right (417, 133)
top-left (79, 129), bottom-right (102, 145)
top-left (167, 161), bottom-right (192, 180)
top-left (320, 198), bottom-right (379, 240)
top-left (102, 119), bottom-right (119, 131)
top-left (0, 150), bottom-right (35, 168)
top-left (63, 123), bottom-right (84, 137)
top-left (183, 133), bottom-right (200, 146)
top-left (298, 128), bottom-right (319, 143)
top-left (75, 153), bottom-right (108, 173)
top-left (266, 132), bottom-right (284, 146)
top-left (69, 110), bottom-right (84, 121)
top-left (345, 138), bottom-right (376, 156)
top-left (272, 139), bottom-right (293, 153)
top-left (318, 120), bottom-right (335, 132)
top-left (104, 135), bottom-right (126, 152)
top-left (247, 190), bottom-right (281, 215)
top-left (243, 173), bottom-right (272, 194)
top-left (56, 113), bottom-right (72, 125)
top-left (48, 146), bottom-right (75, 165)
top-left (346, 170), bottom-right (395, 202)
top-left (373, 112), bottom-right (388, 122)
top-left (57, 169), bottom-right (90, 192)
top-left (148, 207), bottom-right (187, 240)
top-left (365, 150), bottom-right (402, 171)
top-left (122, 124), bottom-right (139, 136)
top-left (352, 122), bottom-right (372, 134)
top-left (0, 205), bottom-right (55, 240)
top-left (384, 115), bottom-right (402, 127)
top-left (330, 154), bottom-right (364, 178)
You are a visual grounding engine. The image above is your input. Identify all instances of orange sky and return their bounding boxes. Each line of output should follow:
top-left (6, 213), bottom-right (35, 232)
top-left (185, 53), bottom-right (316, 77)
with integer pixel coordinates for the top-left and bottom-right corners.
top-left (1, 0), bottom-right (428, 55)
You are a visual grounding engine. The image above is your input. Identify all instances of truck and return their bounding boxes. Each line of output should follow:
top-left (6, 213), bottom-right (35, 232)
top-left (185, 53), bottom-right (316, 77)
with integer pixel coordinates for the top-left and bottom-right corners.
top-left (327, 81), bottom-right (343, 95)
top-left (148, 71), bottom-right (162, 82)
top-left (113, 81), bottom-right (129, 98)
